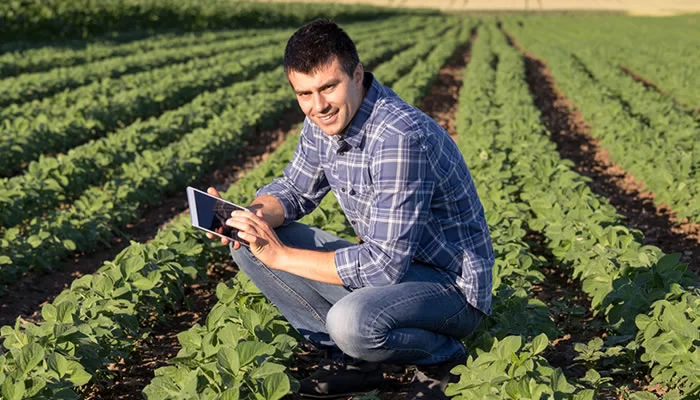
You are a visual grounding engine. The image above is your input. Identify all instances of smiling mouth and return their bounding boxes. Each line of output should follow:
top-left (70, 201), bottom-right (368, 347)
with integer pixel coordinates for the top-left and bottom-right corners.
top-left (318, 110), bottom-right (338, 120)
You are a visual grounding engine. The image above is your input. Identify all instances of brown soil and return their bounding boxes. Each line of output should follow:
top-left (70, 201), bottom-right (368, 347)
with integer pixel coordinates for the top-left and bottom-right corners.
top-left (618, 64), bottom-right (700, 117)
top-left (618, 65), bottom-right (667, 96)
top-left (420, 29), bottom-right (477, 140)
top-left (502, 30), bottom-right (700, 274)
top-left (530, 261), bottom-right (598, 380)
top-left (0, 108), bottom-right (302, 327)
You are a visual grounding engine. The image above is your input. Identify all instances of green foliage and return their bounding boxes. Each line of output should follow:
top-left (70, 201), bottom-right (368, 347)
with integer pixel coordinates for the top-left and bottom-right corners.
top-left (502, 17), bottom-right (700, 223)
top-left (0, 0), bottom-right (419, 42)
top-left (446, 334), bottom-right (583, 399)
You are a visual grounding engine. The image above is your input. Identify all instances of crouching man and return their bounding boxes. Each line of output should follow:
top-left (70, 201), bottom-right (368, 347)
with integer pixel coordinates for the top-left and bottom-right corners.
top-left (206, 19), bottom-right (494, 399)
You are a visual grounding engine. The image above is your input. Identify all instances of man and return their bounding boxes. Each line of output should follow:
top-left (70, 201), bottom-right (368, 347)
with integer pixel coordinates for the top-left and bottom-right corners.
top-left (206, 19), bottom-right (494, 398)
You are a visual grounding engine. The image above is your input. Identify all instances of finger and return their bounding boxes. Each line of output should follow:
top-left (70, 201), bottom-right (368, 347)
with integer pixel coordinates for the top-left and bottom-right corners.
top-left (225, 217), bottom-right (257, 235)
top-left (236, 230), bottom-right (256, 246)
top-left (233, 240), bottom-right (241, 250)
top-left (206, 232), bottom-right (214, 239)
top-left (207, 186), bottom-right (221, 198)
top-left (220, 236), bottom-right (230, 246)
top-left (231, 209), bottom-right (265, 225)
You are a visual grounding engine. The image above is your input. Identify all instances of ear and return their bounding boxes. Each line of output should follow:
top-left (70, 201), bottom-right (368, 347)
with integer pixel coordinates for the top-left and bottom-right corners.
top-left (354, 63), bottom-right (364, 87)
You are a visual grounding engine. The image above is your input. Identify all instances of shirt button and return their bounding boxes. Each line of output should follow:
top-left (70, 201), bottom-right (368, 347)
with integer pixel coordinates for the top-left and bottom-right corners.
top-left (340, 187), bottom-right (346, 193)
top-left (351, 220), bottom-right (356, 225)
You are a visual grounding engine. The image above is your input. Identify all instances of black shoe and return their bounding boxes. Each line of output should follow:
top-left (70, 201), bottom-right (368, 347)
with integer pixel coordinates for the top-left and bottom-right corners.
top-left (298, 359), bottom-right (384, 399)
top-left (405, 353), bottom-right (467, 400)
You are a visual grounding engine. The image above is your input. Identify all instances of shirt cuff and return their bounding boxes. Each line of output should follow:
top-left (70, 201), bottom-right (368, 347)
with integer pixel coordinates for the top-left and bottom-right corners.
top-left (255, 186), bottom-right (296, 226)
top-left (334, 245), bottom-right (362, 289)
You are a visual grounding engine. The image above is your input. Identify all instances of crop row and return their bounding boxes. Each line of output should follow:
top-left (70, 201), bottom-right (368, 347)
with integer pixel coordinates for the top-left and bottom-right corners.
top-left (0, 14), bottom-right (419, 78)
top-left (0, 29), bottom-right (295, 108)
top-left (510, 16), bottom-right (700, 109)
top-left (1, 15), bottom-right (429, 109)
top-left (393, 20), bottom-right (473, 106)
top-left (0, 22), bottom-right (465, 399)
top-left (502, 20), bottom-right (699, 224)
top-left (446, 24), bottom-right (591, 399)
top-left (0, 16), bottom-right (432, 233)
top-left (1, 0), bottom-right (408, 42)
top-left (0, 43), bottom-right (284, 178)
top-left (487, 23), bottom-right (698, 398)
top-left (0, 28), bottom-right (252, 78)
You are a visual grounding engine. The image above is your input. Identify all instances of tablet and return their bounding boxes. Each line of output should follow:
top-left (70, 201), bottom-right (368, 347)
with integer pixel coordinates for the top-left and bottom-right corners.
top-left (186, 186), bottom-right (250, 246)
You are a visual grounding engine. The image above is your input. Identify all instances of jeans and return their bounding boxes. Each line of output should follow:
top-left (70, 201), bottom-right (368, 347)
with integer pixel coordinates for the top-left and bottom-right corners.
top-left (229, 222), bottom-right (483, 365)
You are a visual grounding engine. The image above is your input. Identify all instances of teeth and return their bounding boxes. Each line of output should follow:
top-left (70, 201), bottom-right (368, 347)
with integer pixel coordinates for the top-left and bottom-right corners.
top-left (320, 111), bottom-right (336, 120)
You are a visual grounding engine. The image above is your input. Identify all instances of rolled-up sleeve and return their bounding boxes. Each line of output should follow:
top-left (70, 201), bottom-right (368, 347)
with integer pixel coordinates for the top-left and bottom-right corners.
top-left (335, 132), bottom-right (434, 288)
top-left (256, 122), bottom-right (330, 225)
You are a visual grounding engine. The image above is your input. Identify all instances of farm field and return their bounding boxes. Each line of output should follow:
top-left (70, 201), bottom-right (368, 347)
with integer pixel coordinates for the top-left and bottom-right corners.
top-left (0, 1), bottom-right (698, 399)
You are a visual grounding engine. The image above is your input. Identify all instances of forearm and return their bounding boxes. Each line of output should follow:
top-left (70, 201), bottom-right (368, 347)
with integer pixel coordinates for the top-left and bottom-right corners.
top-left (248, 194), bottom-right (285, 228)
top-left (277, 247), bottom-right (343, 285)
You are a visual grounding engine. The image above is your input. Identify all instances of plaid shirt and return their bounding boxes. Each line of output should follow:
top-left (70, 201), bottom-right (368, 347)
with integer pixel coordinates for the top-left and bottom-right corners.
top-left (257, 73), bottom-right (494, 314)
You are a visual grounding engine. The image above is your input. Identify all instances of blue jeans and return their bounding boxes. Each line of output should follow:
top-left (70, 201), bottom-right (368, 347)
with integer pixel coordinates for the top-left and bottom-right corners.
top-left (229, 222), bottom-right (483, 365)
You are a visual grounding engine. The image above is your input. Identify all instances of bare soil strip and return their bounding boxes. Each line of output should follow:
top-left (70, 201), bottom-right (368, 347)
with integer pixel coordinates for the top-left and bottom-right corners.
top-left (619, 64), bottom-right (700, 115)
top-left (0, 108), bottom-right (301, 327)
top-left (419, 28), bottom-right (477, 140)
top-left (527, 236), bottom-right (601, 380)
top-left (618, 65), bottom-right (667, 95)
top-left (501, 31), bottom-right (700, 274)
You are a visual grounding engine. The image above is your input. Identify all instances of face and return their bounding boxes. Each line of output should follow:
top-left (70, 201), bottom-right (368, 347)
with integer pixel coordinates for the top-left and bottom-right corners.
top-left (288, 57), bottom-right (364, 137)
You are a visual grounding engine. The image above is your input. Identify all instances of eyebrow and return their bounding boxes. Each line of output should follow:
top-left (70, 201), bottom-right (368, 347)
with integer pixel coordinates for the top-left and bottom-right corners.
top-left (294, 78), bottom-right (341, 96)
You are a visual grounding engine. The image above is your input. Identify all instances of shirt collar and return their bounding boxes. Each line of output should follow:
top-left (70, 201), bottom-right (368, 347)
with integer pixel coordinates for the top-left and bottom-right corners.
top-left (338, 71), bottom-right (381, 149)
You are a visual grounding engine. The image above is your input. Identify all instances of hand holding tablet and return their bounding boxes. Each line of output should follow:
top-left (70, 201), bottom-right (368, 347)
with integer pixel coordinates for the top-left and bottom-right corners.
top-left (186, 186), bottom-right (250, 247)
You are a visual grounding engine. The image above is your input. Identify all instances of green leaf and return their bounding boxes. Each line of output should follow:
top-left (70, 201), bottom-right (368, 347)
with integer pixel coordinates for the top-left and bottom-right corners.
top-left (219, 388), bottom-right (241, 400)
top-left (67, 361), bottom-right (92, 386)
top-left (42, 303), bottom-right (57, 322)
top-left (24, 377), bottom-right (46, 397)
top-left (48, 353), bottom-right (69, 377)
top-left (629, 392), bottom-right (657, 400)
top-left (251, 362), bottom-right (287, 379)
top-left (237, 342), bottom-right (275, 367)
top-left (17, 343), bottom-right (44, 377)
top-left (2, 377), bottom-right (24, 400)
top-left (262, 372), bottom-right (290, 400)
top-left (498, 336), bottom-right (522, 359)
top-left (217, 346), bottom-right (240, 375)
top-left (531, 333), bottom-right (548, 355)
top-left (132, 278), bottom-right (156, 291)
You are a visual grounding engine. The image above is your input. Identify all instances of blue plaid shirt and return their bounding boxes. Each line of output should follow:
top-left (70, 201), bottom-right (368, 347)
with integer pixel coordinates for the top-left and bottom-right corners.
top-left (257, 73), bottom-right (494, 314)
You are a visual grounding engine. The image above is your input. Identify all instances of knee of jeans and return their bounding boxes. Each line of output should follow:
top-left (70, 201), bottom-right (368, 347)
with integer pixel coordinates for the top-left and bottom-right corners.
top-left (326, 296), bottom-right (386, 361)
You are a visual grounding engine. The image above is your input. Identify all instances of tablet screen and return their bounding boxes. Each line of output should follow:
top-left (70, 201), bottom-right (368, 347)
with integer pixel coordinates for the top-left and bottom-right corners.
top-left (189, 189), bottom-right (247, 241)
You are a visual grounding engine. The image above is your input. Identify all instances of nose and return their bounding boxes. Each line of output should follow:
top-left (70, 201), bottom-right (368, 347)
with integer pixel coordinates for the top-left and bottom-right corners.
top-left (312, 92), bottom-right (330, 115)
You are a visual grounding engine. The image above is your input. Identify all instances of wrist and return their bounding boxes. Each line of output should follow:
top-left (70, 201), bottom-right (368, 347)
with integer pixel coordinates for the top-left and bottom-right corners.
top-left (273, 245), bottom-right (293, 272)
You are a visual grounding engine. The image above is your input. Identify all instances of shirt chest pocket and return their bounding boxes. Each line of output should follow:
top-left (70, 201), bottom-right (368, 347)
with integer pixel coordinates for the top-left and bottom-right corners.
top-left (346, 167), bottom-right (374, 216)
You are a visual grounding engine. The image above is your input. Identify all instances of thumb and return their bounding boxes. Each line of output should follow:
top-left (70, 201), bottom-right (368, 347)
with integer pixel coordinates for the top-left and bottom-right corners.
top-left (255, 209), bottom-right (264, 218)
top-left (207, 186), bottom-right (220, 198)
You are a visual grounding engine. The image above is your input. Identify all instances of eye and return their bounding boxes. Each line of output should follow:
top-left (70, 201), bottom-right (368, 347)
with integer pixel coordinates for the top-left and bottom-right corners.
top-left (323, 85), bottom-right (336, 93)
